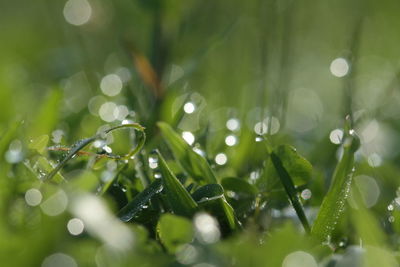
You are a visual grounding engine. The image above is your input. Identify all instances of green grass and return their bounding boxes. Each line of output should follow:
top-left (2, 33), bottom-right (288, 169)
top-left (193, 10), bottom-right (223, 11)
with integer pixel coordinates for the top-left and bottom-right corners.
top-left (2, 0), bottom-right (400, 266)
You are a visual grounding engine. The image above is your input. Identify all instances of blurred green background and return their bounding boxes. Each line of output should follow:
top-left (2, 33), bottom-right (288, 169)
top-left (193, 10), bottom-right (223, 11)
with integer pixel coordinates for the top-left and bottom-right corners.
top-left (2, 0), bottom-right (400, 266)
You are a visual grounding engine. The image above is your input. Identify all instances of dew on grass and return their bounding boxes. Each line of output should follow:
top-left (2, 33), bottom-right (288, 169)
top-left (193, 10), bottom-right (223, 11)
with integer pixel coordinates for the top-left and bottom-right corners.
top-left (330, 58), bottom-right (349, 77)
top-left (5, 139), bottom-right (23, 164)
top-left (149, 156), bottom-right (158, 169)
top-left (194, 213), bottom-right (220, 244)
top-left (40, 189), bottom-right (68, 216)
top-left (42, 252), bottom-right (77, 267)
top-left (193, 145), bottom-right (205, 156)
top-left (225, 135), bottom-right (237, 146)
top-left (301, 189), bottom-right (312, 200)
top-left (25, 188), bottom-right (43, 206)
top-left (353, 175), bottom-right (380, 208)
top-left (282, 251), bottom-right (317, 267)
top-left (113, 105), bottom-right (129, 121)
top-left (99, 102), bottom-right (118, 122)
top-left (176, 244), bottom-right (198, 265)
top-left (215, 153), bottom-right (227, 165)
top-left (183, 102), bottom-right (196, 114)
top-left (329, 129), bottom-right (344, 144)
top-left (63, 0), bottom-right (92, 26)
top-left (102, 146), bottom-right (112, 154)
top-left (115, 67), bottom-right (131, 83)
top-left (368, 153), bottom-right (382, 167)
top-left (122, 119), bottom-right (134, 125)
top-left (67, 218), bottom-right (85, 236)
top-left (182, 131), bottom-right (195, 145)
top-left (88, 95), bottom-right (107, 116)
top-left (226, 118), bottom-right (240, 131)
top-left (71, 194), bottom-right (134, 250)
top-left (100, 74), bottom-right (123, 96)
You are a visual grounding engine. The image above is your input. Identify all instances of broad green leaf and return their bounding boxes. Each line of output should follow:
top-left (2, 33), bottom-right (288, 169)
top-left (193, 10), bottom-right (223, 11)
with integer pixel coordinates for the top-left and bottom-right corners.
top-left (192, 184), bottom-right (239, 232)
top-left (221, 177), bottom-right (257, 196)
top-left (157, 122), bottom-right (217, 184)
top-left (271, 151), bottom-right (311, 233)
top-left (311, 129), bottom-right (360, 241)
top-left (118, 179), bottom-right (163, 222)
top-left (156, 150), bottom-right (198, 217)
top-left (257, 144), bottom-right (312, 193)
top-left (192, 183), bottom-right (224, 202)
top-left (275, 145), bottom-right (312, 185)
top-left (156, 214), bottom-right (194, 253)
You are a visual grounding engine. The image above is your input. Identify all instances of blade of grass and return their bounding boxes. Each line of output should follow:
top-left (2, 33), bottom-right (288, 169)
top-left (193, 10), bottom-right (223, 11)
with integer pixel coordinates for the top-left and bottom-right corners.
top-left (192, 183), bottom-right (240, 232)
top-left (270, 151), bottom-right (311, 233)
top-left (118, 179), bottom-right (163, 222)
top-left (44, 123), bottom-right (145, 182)
top-left (157, 122), bottom-right (217, 184)
top-left (311, 124), bottom-right (360, 241)
top-left (156, 150), bottom-right (198, 217)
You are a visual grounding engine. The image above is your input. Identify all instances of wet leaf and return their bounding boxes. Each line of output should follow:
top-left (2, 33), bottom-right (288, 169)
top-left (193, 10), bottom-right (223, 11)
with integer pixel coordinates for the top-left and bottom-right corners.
top-left (118, 179), bottom-right (163, 222)
top-left (157, 214), bottom-right (194, 253)
top-left (192, 184), bottom-right (239, 232)
top-left (156, 150), bottom-right (198, 217)
top-left (275, 145), bottom-right (313, 186)
top-left (311, 129), bottom-right (360, 241)
top-left (158, 122), bottom-right (217, 184)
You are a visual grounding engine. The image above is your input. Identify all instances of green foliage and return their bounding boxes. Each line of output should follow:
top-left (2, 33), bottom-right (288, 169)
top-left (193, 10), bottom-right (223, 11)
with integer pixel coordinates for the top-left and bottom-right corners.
top-left (157, 150), bottom-right (198, 217)
top-left (158, 122), bottom-right (218, 184)
top-left (312, 128), bottom-right (360, 241)
top-left (2, 0), bottom-right (400, 266)
top-left (156, 214), bottom-right (194, 253)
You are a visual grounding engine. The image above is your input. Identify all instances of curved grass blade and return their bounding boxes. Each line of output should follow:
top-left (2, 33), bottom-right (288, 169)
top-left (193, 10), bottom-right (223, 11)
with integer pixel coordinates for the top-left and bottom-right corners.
top-left (118, 179), bottom-right (163, 222)
top-left (311, 128), bottom-right (360, 241)
top-left (156, 150), bottom-right (198, 217)
top-left (270, 151), bottom-right (311, 233)
top-left (157, 122), bottom-right (217, 184)
top-left (192, 184), bottom-right (240, 232)
top-left (44, 123), bottom-right (145, 182)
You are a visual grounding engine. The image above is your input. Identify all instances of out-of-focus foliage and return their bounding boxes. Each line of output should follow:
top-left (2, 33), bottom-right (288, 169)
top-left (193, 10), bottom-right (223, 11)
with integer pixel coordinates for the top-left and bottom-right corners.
top-left (1, 0), bottom-right (400, 266)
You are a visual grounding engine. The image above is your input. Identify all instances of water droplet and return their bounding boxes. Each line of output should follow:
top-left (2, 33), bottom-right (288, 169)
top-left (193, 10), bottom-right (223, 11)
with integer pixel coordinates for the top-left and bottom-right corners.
top-left (301, 189), bottom-right (312, 200)
top-left (182, 132), bottom-right (195, 145)
top-left (226, 118), bottom-right (240, 131)
top-left (183, 102), bottom-right (196, 114)
top-left (225, 135), bottom-right (237, 146)
top-left (330, 58), bottom-right (349, 77)
top-left (215, 153), bottom-right (227, 165)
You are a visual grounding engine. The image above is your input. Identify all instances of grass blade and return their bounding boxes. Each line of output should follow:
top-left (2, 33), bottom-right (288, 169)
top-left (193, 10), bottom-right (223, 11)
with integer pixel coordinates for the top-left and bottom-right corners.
top-left (157, 122), bottom-right (217, 184)
top-left (311, 128), bottom-right (360, 241)
top-left (44, 123), bottom-right (145, 182)
top-left (192, 184), bottom-right (240, 232)
top-left (156, 150), bottom-right (198, 217)
top-left (270, 151), bottom-right (311, 233)
top-left (118, 179), bottom-right (163, 222)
